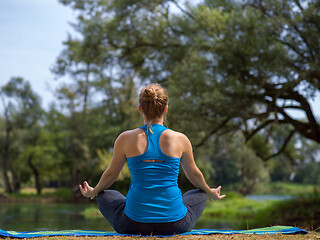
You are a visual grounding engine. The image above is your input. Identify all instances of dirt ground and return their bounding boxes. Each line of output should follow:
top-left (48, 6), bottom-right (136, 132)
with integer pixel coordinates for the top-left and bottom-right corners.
top-left (4, 232), bottom-right (319, 240)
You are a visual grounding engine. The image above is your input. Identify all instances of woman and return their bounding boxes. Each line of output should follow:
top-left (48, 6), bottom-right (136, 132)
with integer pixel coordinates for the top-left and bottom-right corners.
top-left (79, 84), bottom-right (226, 235)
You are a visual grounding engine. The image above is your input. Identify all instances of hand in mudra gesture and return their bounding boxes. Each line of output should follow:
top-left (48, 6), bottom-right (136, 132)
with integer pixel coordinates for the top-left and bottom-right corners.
top-left (79, 181), bottom-right (97, 200)
top-left (207, 186), bottom-right (226, 202)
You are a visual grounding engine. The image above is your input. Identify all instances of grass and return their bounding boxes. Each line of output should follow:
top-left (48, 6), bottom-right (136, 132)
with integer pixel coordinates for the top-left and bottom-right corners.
top-left (266, 182), bottom-right (318, 195)
top-left (80, 207), bottom-right (104, 219)
top-left (203, 192), bottom-right (272, 217)
top-left (0, 187), bottom-right (72, 201)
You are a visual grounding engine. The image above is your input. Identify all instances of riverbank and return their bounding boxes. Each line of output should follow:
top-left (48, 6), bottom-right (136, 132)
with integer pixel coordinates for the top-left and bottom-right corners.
top-left (0, 187), bottom-right (90, 203)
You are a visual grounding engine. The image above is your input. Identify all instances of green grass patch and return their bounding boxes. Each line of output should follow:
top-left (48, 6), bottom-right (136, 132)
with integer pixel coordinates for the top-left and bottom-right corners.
top-left (80, 207), bottom-right (104, 219)
top-left (262, 182), bottom-right (317, 195)
top-left (203, 192), bottom-right (274, 219)
top-left (3, 187), bottom-right (72, 200)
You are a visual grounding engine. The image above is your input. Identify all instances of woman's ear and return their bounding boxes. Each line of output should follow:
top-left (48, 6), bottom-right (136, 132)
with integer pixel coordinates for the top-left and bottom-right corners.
top-left (164, 105), bottom-right (168, 114)
top-left (138, 105), bottom-right (143, 114)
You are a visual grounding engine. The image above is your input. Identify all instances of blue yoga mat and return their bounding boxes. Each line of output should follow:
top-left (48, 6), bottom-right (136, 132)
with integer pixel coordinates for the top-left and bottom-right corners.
top-left (0, 226), bottom-right (308, 238)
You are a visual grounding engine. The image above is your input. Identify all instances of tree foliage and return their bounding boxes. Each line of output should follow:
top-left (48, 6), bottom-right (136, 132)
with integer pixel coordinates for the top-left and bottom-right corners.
top-left (1, 0), bottom-right (319, 194)
top-left (0, 78), bottom-right (43, 193)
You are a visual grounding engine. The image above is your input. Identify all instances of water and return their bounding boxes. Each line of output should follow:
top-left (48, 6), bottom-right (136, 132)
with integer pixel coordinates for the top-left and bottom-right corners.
top-left (0, 203), bottom-right (113, 231)
top-left (0, 203), bottom-right (239, 231)
top-left (246, 194), bottom-right (293, 201)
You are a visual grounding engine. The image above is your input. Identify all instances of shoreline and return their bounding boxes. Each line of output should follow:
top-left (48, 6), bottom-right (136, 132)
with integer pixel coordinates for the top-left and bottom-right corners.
top-left (0, 194), bottom-right (92, 204)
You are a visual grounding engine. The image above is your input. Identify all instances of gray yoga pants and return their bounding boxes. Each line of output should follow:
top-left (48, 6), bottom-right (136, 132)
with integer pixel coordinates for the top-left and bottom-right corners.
top-left (97, 189), bottom-right (207, 235)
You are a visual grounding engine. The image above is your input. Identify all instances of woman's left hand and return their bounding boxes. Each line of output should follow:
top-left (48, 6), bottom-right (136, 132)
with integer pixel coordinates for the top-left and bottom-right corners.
top-left (207, 186), bottom-right (226, 202)
top-left (79, 181), bottom-right (97, 199)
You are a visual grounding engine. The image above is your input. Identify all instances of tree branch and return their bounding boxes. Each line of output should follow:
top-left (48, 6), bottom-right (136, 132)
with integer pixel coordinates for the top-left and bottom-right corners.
top-left (195, 117), bottom-right (231, 148)
top-left (278, 91), bottom-right (319, 134)
top-left (282, 105), bottom-right (304, 110)
top-left (277, 38), bottom-right (307, 60)
top-left (293, 0), bottom-right (304, 12)
top-left (291, 24), bottom-right (315, 61)
top-left (245, 119), bottom-right (274, 142)
top-left (263, 83), bottom-right (319, 140)
top-left (170, 0), bottom-right (199, 23)
top-left (275, 104), bottom-right (319, 142)
top-left (262, 130), bottom-right (295, 161)
top-left (244, 119), bottom-right (288, 142)
top-left (113, 42), bottom-right (183, 58)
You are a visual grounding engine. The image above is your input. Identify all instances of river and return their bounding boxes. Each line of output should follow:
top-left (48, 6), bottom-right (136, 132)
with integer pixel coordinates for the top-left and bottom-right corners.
top-left (0, 203), bottom-right (114, 231)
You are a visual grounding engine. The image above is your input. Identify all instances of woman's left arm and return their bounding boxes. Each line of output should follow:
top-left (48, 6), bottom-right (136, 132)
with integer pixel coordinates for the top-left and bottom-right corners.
top-left (79, 132), bottom-right (127, 199)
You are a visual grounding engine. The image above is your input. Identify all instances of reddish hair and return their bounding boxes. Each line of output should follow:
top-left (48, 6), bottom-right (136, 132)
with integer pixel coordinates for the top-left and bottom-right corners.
top-left (139, 84), bottom-right (168, 131)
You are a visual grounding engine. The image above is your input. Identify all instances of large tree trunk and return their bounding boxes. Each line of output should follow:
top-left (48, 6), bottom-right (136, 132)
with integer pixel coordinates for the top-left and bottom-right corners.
top-left (1, 125), bottom-right (13, 193)
top-left (27, 155), bottom-right (42, 195)
top-left (12, 173), bottom-right (21, 193)
top-left (71, 151), bottom-right (81, 198)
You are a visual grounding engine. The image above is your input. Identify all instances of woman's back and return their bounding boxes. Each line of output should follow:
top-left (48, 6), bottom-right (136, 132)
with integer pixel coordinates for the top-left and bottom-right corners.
top-left (123, 124), bottom-right (184, 160)
top-left (124, 124), bottom-right (188, 223)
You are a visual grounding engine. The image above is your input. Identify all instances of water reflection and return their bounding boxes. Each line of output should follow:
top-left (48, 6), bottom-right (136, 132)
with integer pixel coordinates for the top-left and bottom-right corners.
top-left (246, 195), bottom-right (292, 201)
top-left (0, 203), bottom-right (113, 231)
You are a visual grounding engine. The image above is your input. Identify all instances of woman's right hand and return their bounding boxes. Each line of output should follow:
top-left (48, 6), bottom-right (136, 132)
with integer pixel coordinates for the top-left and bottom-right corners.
top-left (79, 181), bottom-right (97, 200)
top-left (207, 186), bottom-right (226, 202)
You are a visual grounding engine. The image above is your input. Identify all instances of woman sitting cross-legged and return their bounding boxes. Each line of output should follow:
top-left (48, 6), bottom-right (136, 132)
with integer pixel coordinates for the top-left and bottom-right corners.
top-left (79, 83), bottom-right (226, 235)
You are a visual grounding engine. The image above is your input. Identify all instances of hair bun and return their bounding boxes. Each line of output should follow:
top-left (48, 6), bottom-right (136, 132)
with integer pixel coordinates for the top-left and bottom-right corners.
top-left (139, 84), bottom-right (168, 123)
top-left (144, 88), bottom-right (157, 102)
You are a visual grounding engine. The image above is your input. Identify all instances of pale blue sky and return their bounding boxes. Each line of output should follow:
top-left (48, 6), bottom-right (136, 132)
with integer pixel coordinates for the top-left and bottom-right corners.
top-left (0, 0), bottom-right (77, 108)
top-left (0, 0), bottom-right (319, 121)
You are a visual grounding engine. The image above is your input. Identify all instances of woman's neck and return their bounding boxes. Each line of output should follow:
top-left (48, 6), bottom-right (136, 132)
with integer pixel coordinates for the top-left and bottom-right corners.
top-left (144, 118), bottom-right (164, 125)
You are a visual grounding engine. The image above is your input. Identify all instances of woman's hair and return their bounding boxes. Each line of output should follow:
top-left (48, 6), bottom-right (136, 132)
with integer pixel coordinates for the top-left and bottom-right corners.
top-left (139, 84), bottom-right (168, 132)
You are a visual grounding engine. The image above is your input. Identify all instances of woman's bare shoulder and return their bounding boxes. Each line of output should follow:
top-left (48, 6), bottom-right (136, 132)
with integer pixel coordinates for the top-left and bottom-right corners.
top-left (119, 128), bottom-right (144, 136)
top-left (163, 128), bottom-right (188, 141)
top-left (117, 128), bottom-right (145, 142)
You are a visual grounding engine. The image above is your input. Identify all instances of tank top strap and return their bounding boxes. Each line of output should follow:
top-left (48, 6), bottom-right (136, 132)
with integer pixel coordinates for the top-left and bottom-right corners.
top-left (139, 124), bottom-right (168, 135)
top-left (139, 124), bottom-right (168, 155)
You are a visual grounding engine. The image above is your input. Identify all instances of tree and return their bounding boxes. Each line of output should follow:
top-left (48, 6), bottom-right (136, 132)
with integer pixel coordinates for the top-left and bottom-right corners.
top-left (167, 0), bottom-right (320, 149)
top-left (291, 138), bottom-right (320, 184)
top-left (17, 126), bottom-right (61, 195)
top-left (0, 77), bottom-right (43, 193)
top-left (51, 7), bottom-right (141, 193)
top-left (209, 133), bottom-right (270, 194)
top-left (58, 0), bottom-right (320, 153)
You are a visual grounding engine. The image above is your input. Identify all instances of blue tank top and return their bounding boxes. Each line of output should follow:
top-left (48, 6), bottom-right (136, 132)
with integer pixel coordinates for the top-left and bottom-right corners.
top-left (125, 124), bottom-right (187, 223)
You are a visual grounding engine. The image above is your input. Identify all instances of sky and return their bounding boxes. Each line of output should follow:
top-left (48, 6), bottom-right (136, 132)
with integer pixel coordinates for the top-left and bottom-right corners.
top-left (0, 0), bottom-right (319, 121)
top-left (0, 0), bottom-right (77, 109)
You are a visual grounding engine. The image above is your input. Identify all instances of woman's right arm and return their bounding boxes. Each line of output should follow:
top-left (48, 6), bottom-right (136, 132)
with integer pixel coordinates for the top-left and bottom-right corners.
top-left (79, 132), bottom-right (127, 199)
top-left (180, 134), bottom-right (226, 201)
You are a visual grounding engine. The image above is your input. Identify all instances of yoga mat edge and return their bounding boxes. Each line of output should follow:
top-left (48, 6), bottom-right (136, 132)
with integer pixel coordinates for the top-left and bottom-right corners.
top-left (0, 226), bottom-right (308, 238)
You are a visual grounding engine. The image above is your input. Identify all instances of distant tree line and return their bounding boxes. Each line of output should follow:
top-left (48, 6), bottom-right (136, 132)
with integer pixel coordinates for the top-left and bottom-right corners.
top-left (1, 0), bottom-right (319, 195)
